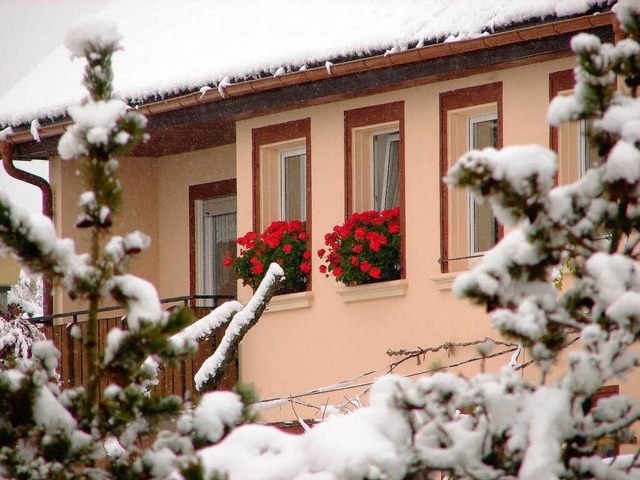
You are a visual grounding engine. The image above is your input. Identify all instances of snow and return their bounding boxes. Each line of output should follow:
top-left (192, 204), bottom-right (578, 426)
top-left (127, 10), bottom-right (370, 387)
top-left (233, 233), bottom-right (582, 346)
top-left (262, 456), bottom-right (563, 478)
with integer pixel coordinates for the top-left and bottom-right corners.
top-left (63, 14), bottom-right (123, 59)
top-left (103, 327), bottom-right (126, 365)
top-left (109, 274), bottom-right (164, 331)
top-left (571, 31), bottom-right (603, 53)
top-left (0, 190), bottom-right (87, 287)
top-left (0, 127), bottom-right (13, 141)
top-left (445, 145), bottom-right (557, 227)
top-left (192, 391), bottom-right (244, 443)
top-left (518, 387), bottom-right (570, 480)
top-left (32, 384), bottom-right (77, 435)
top-left (0, 316), bottom-right (45, 361)
top-left (29, 119), bottom-right (41, 142)
top-left (2, 370), bottom-right (26, 392)
top-left (194, 262), bottom-right (284, 390)
top-left (0, 0), bottom-right (611, 127)
top-left (604, 140), bottom-right (640, 182)
top-left (199, 424), bottom-right (307, 479)
top-left (31, 340), bottom-right (60, 374)
top-left (304, 406), bottom-right (412, 479)
top-left (197, 394), bottom-right (411, 480)
top-left (143, 448), bottom-right (178, 478)
top-left (167, 300), bottom-right (242, 352)
top-left (58, 99), bottom-right (132, 160)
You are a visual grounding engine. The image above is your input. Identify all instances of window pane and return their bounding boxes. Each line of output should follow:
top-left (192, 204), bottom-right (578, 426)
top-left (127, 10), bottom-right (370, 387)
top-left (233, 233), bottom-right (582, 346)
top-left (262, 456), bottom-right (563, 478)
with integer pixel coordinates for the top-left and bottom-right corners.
top-left (581, 119), bottom-right (602, 174)
top-left (470, 116), bottom-right (498, 254)
top-left (473, 200), bottom-right (497, 252)
top-left (373, 131), bottom-right (399, 212)
top-left (472, 118), bottom-right (497, 150)
top-left (201, 196), bottom-right (236, 298)
top-left (281, 152), bottom-right (306, 221)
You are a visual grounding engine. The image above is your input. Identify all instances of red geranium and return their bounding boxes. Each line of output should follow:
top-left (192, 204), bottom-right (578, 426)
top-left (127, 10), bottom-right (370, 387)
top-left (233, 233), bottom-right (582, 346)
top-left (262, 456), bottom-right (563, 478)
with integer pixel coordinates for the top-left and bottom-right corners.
top-left (250, 261), bottom-right (264, 275)
top-left (317, 207), bottom-right (401, 285)
top-left (224, 220), bottom-right (311, 294)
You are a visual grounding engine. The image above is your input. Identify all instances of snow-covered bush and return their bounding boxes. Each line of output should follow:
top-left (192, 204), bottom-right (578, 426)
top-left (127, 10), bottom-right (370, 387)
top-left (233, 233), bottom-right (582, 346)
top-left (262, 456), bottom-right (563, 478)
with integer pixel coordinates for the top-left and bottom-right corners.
top-left (8, 270), bottom-right (43, 319)
top-left (0, 271), bottom-right (45, 365)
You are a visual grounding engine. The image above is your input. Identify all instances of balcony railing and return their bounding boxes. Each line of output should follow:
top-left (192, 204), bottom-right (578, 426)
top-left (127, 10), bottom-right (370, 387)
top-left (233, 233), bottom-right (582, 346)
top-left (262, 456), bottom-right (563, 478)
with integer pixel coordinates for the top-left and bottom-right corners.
top-left (29, 294), bottom-right (235, 326)
top-left (34, 294), bottom-right (238, 397)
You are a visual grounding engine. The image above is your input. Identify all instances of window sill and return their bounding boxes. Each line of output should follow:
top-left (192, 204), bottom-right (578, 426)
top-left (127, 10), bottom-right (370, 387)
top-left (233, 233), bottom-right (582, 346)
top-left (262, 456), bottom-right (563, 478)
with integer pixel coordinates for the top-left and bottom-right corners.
top-left (430, 272), bottom-right (463, 291)
top-left (265, 291), bottom-right (313, 313)
top-left (337, 279), bottom-right (408, 303)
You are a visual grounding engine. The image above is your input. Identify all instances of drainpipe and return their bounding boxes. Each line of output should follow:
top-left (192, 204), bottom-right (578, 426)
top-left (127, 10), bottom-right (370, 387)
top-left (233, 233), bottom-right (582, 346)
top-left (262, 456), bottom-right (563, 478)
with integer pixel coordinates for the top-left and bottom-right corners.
top-left (0, 141), bottom-right (54, 317)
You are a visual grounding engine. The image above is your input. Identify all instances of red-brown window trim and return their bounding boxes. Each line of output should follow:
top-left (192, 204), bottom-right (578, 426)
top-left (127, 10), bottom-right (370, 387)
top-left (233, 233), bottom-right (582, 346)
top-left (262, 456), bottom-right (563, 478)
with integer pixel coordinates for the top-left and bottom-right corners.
top-left (549, 70), bottom-right (575, 154)
top-left (252, 118), bottom-right (312, 231)
top-left (189, 179), bottom-right (237, 299)
top-left (251, 118), bottom-right (312, 290)
top-left (439, 82), bottom-right (503, 273)
top-left (344, 101), bottom-right (406, 279)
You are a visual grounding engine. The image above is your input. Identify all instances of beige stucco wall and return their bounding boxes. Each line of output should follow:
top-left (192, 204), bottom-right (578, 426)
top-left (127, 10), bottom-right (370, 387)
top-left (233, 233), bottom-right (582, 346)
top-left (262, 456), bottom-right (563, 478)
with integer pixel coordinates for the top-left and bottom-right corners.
top-left (50, 155), bottom-right (160, 316)
top-left (156, 144), bottom-right (236, 298)
top-left (49, 52), bottom-right (640, 433)
top-left (234, 56), bottom-right (582, 421)
top-left (49, 144), bottom-right (236, 315)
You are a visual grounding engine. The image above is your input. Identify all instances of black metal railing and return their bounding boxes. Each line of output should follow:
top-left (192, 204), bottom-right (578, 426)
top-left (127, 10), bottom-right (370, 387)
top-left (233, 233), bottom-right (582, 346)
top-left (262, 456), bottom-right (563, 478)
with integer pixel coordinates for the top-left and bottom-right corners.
top-left (29, 294), bottom-right (235, 326)
top-left (438, 253), bottom-right (485, 265)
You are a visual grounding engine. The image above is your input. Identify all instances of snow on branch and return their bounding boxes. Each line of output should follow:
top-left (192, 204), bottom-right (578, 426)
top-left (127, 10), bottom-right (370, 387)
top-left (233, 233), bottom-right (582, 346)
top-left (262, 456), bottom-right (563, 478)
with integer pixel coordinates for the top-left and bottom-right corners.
top-left (0, 190), bottom-right (88, 290)
top-left (168, 300), bottom-right (243, 351)
top-left (139, 300), bottom-right (244, 380)
top-left (195, 263), bottom-right (284, 392)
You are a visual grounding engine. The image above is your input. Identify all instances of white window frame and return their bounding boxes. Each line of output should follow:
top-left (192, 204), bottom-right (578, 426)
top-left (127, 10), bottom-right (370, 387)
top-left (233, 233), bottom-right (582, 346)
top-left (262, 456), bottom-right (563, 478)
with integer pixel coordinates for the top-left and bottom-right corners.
top-left (468, 112), bottom-right (498, 256)
top-left (279, 147), bottom-right (307, 222)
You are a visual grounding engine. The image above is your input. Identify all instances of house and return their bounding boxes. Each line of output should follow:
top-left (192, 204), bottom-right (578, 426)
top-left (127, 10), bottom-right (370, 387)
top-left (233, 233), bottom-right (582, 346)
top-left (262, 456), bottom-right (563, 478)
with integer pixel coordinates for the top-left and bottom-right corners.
top-left (0, 0), bottom-right (630, 430)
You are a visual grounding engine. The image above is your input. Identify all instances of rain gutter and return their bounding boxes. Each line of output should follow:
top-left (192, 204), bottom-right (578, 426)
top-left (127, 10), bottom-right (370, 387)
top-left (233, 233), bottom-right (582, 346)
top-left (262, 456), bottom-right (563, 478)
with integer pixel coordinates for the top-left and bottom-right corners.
top-left (0, 141), bottom-right (54, 316)
top-left (2, 11), bottom-right (615, 146)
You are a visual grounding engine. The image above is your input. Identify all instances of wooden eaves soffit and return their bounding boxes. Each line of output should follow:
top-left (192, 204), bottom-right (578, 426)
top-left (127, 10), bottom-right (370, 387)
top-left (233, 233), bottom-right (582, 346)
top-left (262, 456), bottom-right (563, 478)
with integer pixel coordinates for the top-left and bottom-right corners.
top-left (6, 11), bottom-right (615, 161)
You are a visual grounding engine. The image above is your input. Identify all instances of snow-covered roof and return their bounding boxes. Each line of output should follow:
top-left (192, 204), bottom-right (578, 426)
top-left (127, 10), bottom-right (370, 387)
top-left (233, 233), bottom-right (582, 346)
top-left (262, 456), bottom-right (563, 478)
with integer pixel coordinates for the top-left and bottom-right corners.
top-left (0, 0), bottom-right (613, 128)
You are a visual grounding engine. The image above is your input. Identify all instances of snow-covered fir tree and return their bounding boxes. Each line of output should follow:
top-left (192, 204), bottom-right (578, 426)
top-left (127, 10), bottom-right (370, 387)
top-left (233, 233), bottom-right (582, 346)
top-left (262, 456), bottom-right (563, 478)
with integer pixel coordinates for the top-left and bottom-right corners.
top-left (8, 270), bottom-right (43, 319)
top-left (0, 16), bottom-right (278, 480)
top-left (0, 271), bottom-right (45, 367)
top-left (4, 1), bottom-right (640, 478)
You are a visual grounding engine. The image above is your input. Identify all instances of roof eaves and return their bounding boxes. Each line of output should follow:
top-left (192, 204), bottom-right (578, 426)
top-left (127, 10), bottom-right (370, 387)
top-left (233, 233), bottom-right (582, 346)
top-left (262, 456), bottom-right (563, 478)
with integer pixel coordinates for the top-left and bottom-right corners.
top-left (4, 10), bottom-right (615, 149)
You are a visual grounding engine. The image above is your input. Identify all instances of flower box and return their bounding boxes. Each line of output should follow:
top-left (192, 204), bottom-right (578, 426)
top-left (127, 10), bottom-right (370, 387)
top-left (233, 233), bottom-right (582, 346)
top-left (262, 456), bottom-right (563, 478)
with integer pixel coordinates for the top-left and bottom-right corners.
top-left (224, 220), bottom-right (310, 295)
top-left (318, 207), bottom-right (401, 286)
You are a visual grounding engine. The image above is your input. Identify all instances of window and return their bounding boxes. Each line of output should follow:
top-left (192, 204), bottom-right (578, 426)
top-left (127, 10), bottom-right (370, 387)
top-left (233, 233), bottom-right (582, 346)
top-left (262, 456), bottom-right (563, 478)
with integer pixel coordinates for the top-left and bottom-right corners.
top-left (189, 180), bottom-right (237, 303)
top-left (279, 147), bottom-right (307, 221)
top-left (550, 70), bottom-right (603, 184)
top-left (349, 124), bottom-right (400, 213)
top-left (345, 102), bottom-right (404, 215)
top-left (373, 131), bottom-right (400, 212)
top-left (468, 113), bottom-right (499, 255)
top-left (199, 195), bottom-right (237, 297)
top-left (579, 119), bottom-right (603, 176)
top-left (345, 102), bottom-right (405, 277)
top-left (440, 83), bottom-right (503, 273)
top-left (252, 119), bottom-right (311, 230)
